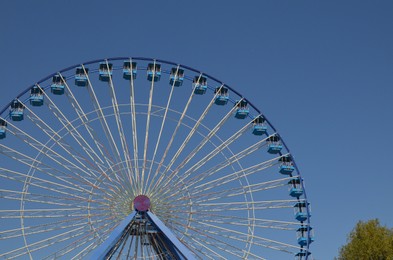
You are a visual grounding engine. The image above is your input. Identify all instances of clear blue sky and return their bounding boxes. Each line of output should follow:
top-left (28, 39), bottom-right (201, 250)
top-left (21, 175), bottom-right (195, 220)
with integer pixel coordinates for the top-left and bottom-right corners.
top-left (1, 0), bottom-right (393, 259)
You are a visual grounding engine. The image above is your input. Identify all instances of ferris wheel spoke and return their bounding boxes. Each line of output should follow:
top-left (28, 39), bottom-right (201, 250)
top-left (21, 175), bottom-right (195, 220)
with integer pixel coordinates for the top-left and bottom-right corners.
top-left (0, 154), bottom-right (102, 202)
top-left (165, 178), bottom-right (293, 207)
top-left (166, 116), bottom-right (254, 195)
top-left (170, 129), bottom-right (252, 195)
top-left (105, 62), bottom-right (136, 192)
top-left (143, 65), bottom-right (180, 195)
top-left (153, 85), bottom-right (220, 192)
top-left (0, 215), bottom-right (109, 240)
top-left (190, 158), bottom-right (283, 195)
top-left (74, 221), bottom-right (130, 259)
top-left (0, 189), bottom-right (109, 210)
top-left (30, 88), bottom-right (128, 195)
top-left (173, 216), bottom-right (296, 255)
top-left (146, 73), bottom-right (200, 195)
top-left (197, 199), bottom-right (300, 211)
top-left (83, 66), bottom-right (134, 191)
top-left (5, 119), bottom-right (104, 184)
top-left (68, 241), bottom-right (97, 260)
top-left (127, 59), bottom-right (141, 191)
top-left (0, 167), bottom-right (92, 198)
top-left (189, 176), bottom-right (294, 203)
top-left (165, 222), bottom-right (222, 259)
top-left (4, 225), bottom-right (88, 258)
top-left (157, 91), bottom-right (239, 194)
top-left (37, 84), bottom-right (108, 171)
top-left (184, 134), bottom-right (277, 189)
top-left (20, 105), bottom-right (103, 180)
top-left (189, 214), bottom-right (293, 233)
top-left (0, 144), bottom-right (107, 195)
top-left (2, 220), bottom-right (110, 247)
top-left (152, 97), bottom-right (214, 195)
top-left (62, 77), bottom-right (109, 166)
top-left (84, 71), bottom-right (121, 162)
top-left (170, 219), bottom-right (258, 259)
top-left (2, 218), bottom-right (114, 260)
top-left (61, 73), bottom-right (131, 192)
top-left (199, 217), bottom-right (300, 232)
top-left (0, 226), bottom-right (84, 259)
top-left (176, 88), bottom-right (237, 168)
top-left (183, 235), bottom-right (225, 260)
top-left (140, 60), bottom-right (158, 195)
top-left (162, 155), bottom-right (283, 202)
top-left (188, 117), bottom-right (252, 172)
top-left (158, 135), bottom-right (274, 199)
top-left (59, 90), bottom-right (129, 198)
top-left (186, 219), bottom-right (299, 254)
top-left (180, 211), bottom-right (302, 230)
top-left (166, 199), bottom-right (301, 212)
top-left (41, 217), bottom-right (116, 260)
top-left (0, 189), bottom-right (111, 208)
top-left (9, 126), bottom-right (127, 203)
top-left (241, 177), bottom-right (295, 194)
top-left (0, 208), bottom-right (108, 219)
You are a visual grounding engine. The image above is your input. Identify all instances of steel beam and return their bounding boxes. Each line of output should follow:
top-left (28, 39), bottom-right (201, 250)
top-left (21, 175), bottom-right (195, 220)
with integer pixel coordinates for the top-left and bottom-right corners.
top-left (89, 211), bottom-right (136, 260)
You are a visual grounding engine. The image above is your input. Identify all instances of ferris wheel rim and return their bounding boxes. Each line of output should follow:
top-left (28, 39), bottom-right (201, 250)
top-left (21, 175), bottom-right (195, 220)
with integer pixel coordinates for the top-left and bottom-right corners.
top-left (0, 56), bottom-right (313, 258)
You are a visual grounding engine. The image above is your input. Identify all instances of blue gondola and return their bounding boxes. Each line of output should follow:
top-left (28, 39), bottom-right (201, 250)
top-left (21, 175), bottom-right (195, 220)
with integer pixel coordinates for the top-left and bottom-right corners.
top-left (0, 119), bottom-right (7, 139)
top-left (253, 125), bottom-right (267, 135)
top-left (252, 116), bottom-right (267, 135)
top-left (169, 68), bottom-right (184, 87)
top-left (123, 61), bottom-right (137, 80)
top-left (147, 63), bottom-right (161, 82)
top-left (51, 75), bottom-right (65, 95)
top-left (296, 226), bottom-right (314, 246)
top-left (214, 87), bottom-right (229, 105)
top-left (267, 135), bottom-right (282, 154)
top-left (193, 76), bottom-right (207, 95)
top-left (235, 100), bottom-right (249, 119)
top-left (9, 99), bottom-right (24, 121)
top-left (75, 67), bottom-right (89, 86)
top-left (294, 202), bottom-right (310, 222)
top-left (288, 178), bottom-right (303, 197)
top-left (99, 62), bottom-right (113, 82)
top-left (268, 144), bottom-right (283, 154)
top-left (279, 155), bottom-right (295, 175)
top-left (280, 164), bottom-right (295, 174)
top-left (30, 86), bottom-right (44, 106)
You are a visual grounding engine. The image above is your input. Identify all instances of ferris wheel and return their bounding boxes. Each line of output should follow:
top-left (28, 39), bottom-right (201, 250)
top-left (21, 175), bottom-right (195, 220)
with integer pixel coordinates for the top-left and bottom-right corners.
top-left (0, 57), bottom-right (313, 259)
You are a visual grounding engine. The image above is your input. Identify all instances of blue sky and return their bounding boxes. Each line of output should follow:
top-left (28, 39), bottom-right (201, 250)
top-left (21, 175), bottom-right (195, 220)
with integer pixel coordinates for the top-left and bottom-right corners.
top-left (1, 0), bottom-right (393, 259)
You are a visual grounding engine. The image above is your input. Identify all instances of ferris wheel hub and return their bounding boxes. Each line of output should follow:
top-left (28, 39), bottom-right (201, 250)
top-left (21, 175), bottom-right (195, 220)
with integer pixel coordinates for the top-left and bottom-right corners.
top-left (133, 195), bottom-right (151, 212)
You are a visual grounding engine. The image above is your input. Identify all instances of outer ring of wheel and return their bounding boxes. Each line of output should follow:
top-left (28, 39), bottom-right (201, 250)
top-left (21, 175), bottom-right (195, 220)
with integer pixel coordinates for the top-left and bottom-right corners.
top-left (0, 56), bottom-right (312, 255)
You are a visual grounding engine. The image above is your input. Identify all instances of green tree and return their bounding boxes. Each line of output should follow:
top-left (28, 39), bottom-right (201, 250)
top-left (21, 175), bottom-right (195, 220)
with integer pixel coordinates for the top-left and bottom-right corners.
top-left (337, 219), bottom-right (393, 260)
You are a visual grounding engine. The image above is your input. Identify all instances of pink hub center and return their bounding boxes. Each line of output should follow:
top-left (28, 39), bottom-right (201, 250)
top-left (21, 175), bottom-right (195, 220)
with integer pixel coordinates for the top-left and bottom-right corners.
top-left (133, 195), bottom-right (151, 212)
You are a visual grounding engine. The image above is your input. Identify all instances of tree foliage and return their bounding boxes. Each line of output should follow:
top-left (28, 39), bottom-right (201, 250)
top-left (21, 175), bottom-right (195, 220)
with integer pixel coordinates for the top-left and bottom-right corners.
top-left (337, 219), bottom-right (393, 260)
